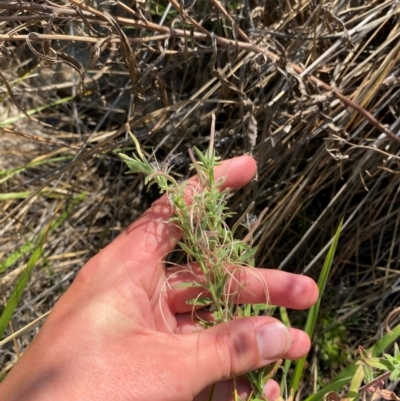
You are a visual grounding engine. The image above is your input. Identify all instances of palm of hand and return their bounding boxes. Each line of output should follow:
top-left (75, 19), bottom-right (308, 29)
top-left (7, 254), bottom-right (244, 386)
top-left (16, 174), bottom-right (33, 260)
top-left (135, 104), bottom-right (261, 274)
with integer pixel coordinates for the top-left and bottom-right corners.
top-left (1, 157), bottom-right (318, 401)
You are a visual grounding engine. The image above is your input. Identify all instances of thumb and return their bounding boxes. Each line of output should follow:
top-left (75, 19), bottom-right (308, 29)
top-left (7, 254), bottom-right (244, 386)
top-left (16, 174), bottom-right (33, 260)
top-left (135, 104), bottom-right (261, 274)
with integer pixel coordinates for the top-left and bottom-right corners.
top-left (185, 317), bottom-right (291, 393)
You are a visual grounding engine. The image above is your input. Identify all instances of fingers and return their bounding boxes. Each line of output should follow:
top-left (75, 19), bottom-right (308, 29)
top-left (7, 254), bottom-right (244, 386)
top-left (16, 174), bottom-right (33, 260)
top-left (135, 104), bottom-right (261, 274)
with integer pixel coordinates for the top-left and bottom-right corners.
top-left (183, 316), bottom-right (310, 396)
top-left (264, 379), bottom-right (281, 401)
top-left (176, 314), bottom-right (310, 365)
top-left (167, 266), bottom-right (319, 313)
top-left (178, 313), bottom-right (311, 361)
top-left (106, 156), bottom-right (257, 277)
top-left (284, 327), bottom-right (311, 359)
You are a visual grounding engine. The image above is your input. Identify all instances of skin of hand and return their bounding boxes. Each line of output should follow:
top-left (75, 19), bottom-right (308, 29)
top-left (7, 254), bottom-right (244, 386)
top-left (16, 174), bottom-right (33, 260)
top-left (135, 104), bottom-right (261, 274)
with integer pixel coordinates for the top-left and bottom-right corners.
top-left (0, 155), bottom-right (318, 401)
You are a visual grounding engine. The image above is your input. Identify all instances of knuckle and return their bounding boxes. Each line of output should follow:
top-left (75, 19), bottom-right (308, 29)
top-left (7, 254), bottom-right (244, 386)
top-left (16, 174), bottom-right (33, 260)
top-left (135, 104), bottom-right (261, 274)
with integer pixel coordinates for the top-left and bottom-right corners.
top-left (214, 324), bottom-right (248, 378)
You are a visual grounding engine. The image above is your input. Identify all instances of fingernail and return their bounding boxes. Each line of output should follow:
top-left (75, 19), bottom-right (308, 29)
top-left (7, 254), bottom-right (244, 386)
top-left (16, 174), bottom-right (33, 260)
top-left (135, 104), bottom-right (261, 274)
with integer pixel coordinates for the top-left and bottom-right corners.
top-left (256, 323), bottom-right (290, 361)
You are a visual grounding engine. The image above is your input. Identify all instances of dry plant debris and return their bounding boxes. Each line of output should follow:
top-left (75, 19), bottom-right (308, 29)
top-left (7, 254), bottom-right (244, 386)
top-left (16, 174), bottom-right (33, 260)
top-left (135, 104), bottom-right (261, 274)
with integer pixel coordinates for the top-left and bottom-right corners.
top-left (1, 0), bottom-right (400, 393)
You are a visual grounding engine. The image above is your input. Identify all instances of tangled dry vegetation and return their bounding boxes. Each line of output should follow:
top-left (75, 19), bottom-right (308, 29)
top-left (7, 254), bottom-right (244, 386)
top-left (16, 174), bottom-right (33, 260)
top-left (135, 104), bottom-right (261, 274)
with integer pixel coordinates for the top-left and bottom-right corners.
top-left (1, 0), bottom-right (400, 392)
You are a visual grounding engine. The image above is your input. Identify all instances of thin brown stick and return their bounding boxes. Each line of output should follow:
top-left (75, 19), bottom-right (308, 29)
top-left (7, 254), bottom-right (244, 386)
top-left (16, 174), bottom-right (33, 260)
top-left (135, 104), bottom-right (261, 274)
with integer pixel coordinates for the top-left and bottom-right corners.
top-left (0, 33), bottom-right (173, 45)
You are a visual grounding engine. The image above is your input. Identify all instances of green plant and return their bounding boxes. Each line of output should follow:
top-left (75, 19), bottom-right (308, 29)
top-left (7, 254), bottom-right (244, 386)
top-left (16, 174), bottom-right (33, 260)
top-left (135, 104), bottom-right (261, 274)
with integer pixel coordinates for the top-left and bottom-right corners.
top-left (287, 220), bottom-right (343, 393)
top-left (305, 324), bottom-right (400, 401)
top-left (383, 342), bottom-right (400, 379)
top-left (0, 193), bottom-right (86, 339)
top-left (120, 127), bottom-right (400, 401)
top-left (120, 121), bottom-right (272, 400)
top-left (317, 317), bottom-right (353, 368)
top-left (316, 344), bottom-right (400, 401)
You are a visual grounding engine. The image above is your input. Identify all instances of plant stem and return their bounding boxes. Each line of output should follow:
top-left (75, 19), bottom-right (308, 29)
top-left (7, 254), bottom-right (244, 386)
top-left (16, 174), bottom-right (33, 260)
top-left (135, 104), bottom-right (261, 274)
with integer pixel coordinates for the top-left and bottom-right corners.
top-left (120, 133), bottom-right (273, 400)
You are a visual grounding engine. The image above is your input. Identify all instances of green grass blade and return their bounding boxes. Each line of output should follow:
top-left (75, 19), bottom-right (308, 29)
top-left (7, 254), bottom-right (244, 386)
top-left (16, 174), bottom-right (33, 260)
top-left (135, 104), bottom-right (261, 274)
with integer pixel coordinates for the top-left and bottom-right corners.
top-left (0, 193), bottom-right (86, 274)
top-left (0, 65), bottom-right (39, 104)
top-left (0, 240), bottom-right (35, 275)
top-left (0, 192), bottom-right (33, 200)
top-left (0, 156), bottom-right (73, 185)
top-left (290, 218), bottom-right (343, 392)
top-left (279, 307), bottom-right (290, 327)
top-left (0, 96), bottom-right (73, 128)
top-left (0, 228), bottom-right (47, 339)
top-left (279, 307), bottom-right (293, 393)
top-left (0, 193), bottom-right (86, 338)
top-left (370, 323), bottom-right (400, 355)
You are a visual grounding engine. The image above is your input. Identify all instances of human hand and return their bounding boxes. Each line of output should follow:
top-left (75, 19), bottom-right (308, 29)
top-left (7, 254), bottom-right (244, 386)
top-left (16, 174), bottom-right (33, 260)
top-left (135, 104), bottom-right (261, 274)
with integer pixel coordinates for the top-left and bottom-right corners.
top-left (0, 156), bottom-right (318, 401)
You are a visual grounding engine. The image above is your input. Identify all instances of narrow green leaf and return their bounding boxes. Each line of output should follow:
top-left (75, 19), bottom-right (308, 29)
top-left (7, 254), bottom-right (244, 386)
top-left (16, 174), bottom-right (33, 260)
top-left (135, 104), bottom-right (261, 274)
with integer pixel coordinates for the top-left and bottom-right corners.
top-left (186, 297), bottom-right (212, 306)
top-left (0, 193), bottom-right (85, 274)
top-left (173, 282), bottom-right (203, 289)
top-left (0, 192), bottom-right (33, 200)
top-left (178, 241), bottom-right (198, 259)
top-left (0, 229), bottom-right (47, 338)
top-left (238, 246), bottom-right (258, 264)
top-left (0, 96), bottom-right (73, 128)
top-left (361, 363), bottom-right (374, 385)
top-left (371, 324), bottom-right (400, 355)
top-left (0, 194), bottom-right (86, 339)
top-left (0, 240), bottom-right (35, 274)
top-left (279, 307), bottom-right (291, 327)
top-left (254, 304), bottom-right (270, 313)
top-left (291, 219), bottom-right (343, 392)
top-left (192, 147), bottom-right (209, 165)
top-left (0, 156), bottom-right (73, 185)
top-left (362, 357), bottom-right (394, 371)
top-left (347, 364), bottom-right (364, 400)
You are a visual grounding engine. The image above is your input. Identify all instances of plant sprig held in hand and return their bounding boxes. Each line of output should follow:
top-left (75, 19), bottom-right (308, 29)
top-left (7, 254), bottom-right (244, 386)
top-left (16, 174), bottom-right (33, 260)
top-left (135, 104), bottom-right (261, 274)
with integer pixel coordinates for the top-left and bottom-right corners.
top-left (119, 119), bottom-right (276, 401)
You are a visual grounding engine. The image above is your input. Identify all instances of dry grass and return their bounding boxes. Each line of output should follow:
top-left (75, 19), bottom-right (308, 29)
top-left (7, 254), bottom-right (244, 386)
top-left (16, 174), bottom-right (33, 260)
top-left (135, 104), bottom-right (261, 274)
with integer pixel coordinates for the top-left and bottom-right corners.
top-left (1, 0), bottom-right (400, 391)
